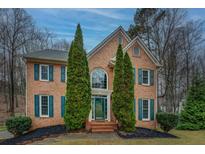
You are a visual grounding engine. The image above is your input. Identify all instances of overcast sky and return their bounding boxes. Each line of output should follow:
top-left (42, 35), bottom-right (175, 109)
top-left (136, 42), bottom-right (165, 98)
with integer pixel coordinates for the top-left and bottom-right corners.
top-left (26, 8), bottom-right (205, 51)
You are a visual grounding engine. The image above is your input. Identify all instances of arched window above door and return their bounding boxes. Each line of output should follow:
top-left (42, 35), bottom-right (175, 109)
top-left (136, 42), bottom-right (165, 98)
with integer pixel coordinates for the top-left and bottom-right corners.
top-left (91, 68), bottom-right (107, 89)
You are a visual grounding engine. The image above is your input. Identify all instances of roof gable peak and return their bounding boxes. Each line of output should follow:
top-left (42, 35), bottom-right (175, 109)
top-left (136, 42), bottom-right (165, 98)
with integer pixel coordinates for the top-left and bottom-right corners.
top-left (87, 26), bottom-right (131, 59)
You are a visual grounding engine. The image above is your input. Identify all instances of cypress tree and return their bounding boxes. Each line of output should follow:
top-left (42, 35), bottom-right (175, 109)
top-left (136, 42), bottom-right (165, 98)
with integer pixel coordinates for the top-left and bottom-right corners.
top-left (112, 44), bottom-right (125, 128)
top-left (64, 24), bottom-right (91, 130)
top-left (122, 52), bottom-right (136, 132)
top-left (177, 75), bottom-right (205, 130)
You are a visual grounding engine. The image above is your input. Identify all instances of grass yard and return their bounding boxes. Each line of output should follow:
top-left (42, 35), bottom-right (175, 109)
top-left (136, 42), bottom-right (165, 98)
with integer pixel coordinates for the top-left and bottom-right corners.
top-left (31, 129), bottom-right (205, 145)
top-left (0, 125), bottom-right (6, 132)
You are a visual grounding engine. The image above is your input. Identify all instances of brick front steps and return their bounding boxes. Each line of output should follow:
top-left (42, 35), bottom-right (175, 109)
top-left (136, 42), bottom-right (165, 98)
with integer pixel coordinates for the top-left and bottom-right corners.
top-left (90, 121), bottom-right (117, 133)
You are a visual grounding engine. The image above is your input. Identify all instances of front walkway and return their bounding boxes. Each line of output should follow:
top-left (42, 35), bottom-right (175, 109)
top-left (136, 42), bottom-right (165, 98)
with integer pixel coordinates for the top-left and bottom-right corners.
top-left (32, 132), bottom-right (119, 145)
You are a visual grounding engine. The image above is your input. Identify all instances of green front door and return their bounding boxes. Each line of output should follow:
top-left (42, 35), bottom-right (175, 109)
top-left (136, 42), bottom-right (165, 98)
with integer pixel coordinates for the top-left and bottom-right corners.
top-left (92, 95), bottom-right (107, 120)
top-left (95, 97), bottom-right (104, 120)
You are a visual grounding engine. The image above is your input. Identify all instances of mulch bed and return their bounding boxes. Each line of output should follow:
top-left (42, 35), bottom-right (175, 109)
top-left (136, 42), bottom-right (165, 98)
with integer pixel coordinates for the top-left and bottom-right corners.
top-left (0, 125), bottom-right (67, 145)
top-left (117, 127), bottom-right (178, 139)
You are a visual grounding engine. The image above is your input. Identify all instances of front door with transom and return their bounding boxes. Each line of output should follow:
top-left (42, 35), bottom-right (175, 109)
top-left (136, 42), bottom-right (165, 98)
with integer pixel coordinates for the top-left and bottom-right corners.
top-left (92, 95), bottom-right (107, 120)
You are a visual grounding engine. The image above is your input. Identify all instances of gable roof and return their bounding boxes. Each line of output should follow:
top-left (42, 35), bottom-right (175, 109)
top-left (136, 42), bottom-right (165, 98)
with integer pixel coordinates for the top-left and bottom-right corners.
top-left (110, 36), bottom-right (161, 67)
top-left (24, 26), bottom-right (161, 67)
top-left (87, 26), bottom-right (131, 59)
top-left (123, 36), bottom-right (161, 67)
top-left (24, 49), bottom-right (68, 62)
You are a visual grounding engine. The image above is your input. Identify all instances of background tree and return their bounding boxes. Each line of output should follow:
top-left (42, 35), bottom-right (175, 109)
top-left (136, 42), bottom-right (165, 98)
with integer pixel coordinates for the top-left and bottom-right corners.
top-left (64, 24), bottom-right (91, 130)
top-left (177, 75), bottom-right (205, 130)
top-left (128, 8), bottom-right (205, 113)
top-left (122, 52), bottom-right (135, 132)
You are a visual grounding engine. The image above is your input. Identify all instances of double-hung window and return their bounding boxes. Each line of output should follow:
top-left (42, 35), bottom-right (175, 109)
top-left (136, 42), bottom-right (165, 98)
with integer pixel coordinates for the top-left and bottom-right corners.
top-left (142, 70), bottom-right (150, 85)
top-left (142, 99), bottom-right (150, 120)
top-left (40, 64), bottom-right (49, 81)
top-left (40, 95), bottom-right (49, 117)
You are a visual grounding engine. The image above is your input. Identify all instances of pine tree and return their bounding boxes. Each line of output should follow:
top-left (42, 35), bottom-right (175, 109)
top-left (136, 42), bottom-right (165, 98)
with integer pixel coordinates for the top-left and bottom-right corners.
top-left (112, 44), bottom-right (125, 128)
top-left (122, 52), bottom-right (136, 132)
top-left (64, 24), bottom-right (91, 130)
top-left (177, 75), bottom-right (205, 130)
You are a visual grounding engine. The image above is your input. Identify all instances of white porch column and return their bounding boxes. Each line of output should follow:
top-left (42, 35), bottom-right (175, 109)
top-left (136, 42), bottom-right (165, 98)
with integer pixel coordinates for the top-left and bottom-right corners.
top-left (88, 100), bottom-right (92, 122)
top-left (107, 94), bottom-right (111, 122)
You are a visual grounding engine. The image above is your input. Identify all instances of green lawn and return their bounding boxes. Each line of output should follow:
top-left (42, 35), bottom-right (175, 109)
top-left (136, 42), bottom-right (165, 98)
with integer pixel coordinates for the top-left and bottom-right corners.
top-left (32, 129), bottom-right (205, 145)
top-left (0, 125), bottom-right (6, 132)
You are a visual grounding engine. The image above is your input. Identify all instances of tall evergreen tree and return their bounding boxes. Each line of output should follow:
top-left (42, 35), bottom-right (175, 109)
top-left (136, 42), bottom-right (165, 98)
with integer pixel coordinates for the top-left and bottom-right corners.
top-left (177, 74), bottom-right (205, 130)
top-left (64, 24), bottom-right (91, 130)
top-left (112, 44), bottom-right (125, 128)
top-left (122, 52), bottom-right (136, 132)
top-left (112, 45), bottom-right (136, 132)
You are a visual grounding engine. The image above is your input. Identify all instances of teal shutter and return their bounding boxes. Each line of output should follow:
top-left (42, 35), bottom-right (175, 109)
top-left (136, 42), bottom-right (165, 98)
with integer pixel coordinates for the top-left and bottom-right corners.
top-left (49, 96), bottom-right (54, 117)
top-left (150, 70), bottom-right (154, 86)
top-left (49, 65), bottom-right (54, 81)
top-left (61, 96), bottom-right (65, 117)
top-left (138, 68), bottom-right (142, 85)
top-left (150, 99), bottom-right (154, 120)
top-left (34, 95), bottom-right (39, 117)
top-left (34, 64), bottom-right (39, 80)
top-left (61, 65), bottom-right (65, 82)
top-left (138, 98), bottom-right (142, 120)
top-left (133, 67), bottom-right (136, 83)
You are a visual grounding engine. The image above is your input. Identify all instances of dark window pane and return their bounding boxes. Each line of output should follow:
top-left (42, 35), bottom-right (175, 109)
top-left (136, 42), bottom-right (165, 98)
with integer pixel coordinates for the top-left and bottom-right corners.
top-left (41, 65), bottom-right (48, 80)
top-left (143, 100), bottom-right (149, 119)
top-left (41, 96), bottom-right (48, 116)
top-left (143, 70), bottom-right (148, 84)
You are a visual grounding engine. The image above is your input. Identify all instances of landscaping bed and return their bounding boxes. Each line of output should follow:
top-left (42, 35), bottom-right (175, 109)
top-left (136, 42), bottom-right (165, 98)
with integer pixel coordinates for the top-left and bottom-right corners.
top-left (0, 125), bottom-right (67, 145)
top-left (117, 127), bottom-right (178, 139)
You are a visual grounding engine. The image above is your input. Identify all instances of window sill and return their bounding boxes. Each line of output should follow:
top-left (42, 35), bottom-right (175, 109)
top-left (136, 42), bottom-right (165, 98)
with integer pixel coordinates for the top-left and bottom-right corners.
top-left (132, 55), bottom-right (141, 58)
top-left (39, 79), bottom-right (49, 82)
top-left (142, 84), bottom-right (151, 87)
top-left (39, 115), bottom-right (49, 118)
top-left (142, 119), bottom-right (150, 122)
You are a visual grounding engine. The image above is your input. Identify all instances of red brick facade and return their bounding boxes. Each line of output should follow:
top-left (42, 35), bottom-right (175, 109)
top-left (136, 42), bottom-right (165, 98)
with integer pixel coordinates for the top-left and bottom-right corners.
top-left (26, 27), bottom-right (159, 130)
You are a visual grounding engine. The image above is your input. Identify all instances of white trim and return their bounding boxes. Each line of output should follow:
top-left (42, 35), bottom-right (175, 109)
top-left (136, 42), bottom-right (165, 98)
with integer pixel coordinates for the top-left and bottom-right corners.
top-left (107, 94), bottom-right (111, 122)
top-left (123, 36), bottom-right (161, 67)
top-left (39, 95), bottom-right (49, 118)
top-left (142, 69), bottom-right (150, 86)
top-left (90, 95), bottom-right (110, 121)
top-left (25, 63), bottom-right (28, 116)
top-left (90, 68), bottom-right (108, 90)
top-left (65, 66), bottom-right (67, 81)
top-left (39, 64), bottom-right (49, 81)
top-left (88, 26), bottom-right (131, 59)
top-left (156, 69), bottom-right (158, 121)
top-left (133, 47), bottom-right (141, 57)
top-left (142, 99), bottom-right (150, 121)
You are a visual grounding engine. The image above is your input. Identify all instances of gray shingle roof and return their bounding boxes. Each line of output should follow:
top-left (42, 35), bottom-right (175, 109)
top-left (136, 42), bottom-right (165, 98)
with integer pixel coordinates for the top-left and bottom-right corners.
top-left (24, 49), bottom-right (68, 62)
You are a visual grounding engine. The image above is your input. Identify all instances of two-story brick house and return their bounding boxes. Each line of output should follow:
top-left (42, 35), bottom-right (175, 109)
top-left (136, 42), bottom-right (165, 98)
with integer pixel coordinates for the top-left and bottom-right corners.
top-left (25, 26), bottom-right (161, 132)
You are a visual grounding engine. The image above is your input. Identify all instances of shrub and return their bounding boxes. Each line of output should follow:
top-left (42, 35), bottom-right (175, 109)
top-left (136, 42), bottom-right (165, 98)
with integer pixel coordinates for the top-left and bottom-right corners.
top-left (6, 116), bottom-right (32, 136)
top-left (177, 123), bottom-right (200, 130)
top-left (156, 112), bottom-right (178, 132)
